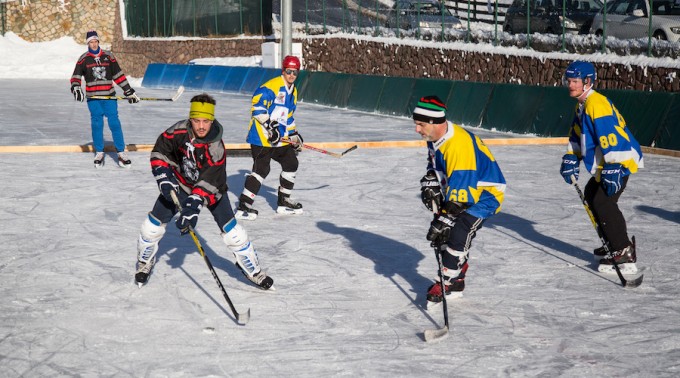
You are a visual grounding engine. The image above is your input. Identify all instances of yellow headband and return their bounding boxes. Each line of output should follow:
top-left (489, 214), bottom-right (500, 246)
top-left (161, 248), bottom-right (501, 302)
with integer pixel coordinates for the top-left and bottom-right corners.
top-left (189, 102), bottom-right (215, 121)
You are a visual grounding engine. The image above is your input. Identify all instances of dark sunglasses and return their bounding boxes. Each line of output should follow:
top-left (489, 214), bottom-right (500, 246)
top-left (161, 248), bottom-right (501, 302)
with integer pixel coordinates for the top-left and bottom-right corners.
top-left (284, 69), bottom-right (299, 76)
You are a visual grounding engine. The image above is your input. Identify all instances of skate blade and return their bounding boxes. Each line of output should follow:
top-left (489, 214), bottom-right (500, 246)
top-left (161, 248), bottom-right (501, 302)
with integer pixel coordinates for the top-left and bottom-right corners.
top-left (276, 207), bottom-right (303, 215)
top-left (597, 263), bottom-right (641, 275)
top-left (234, 211), bottom-right (257, 221)
top-left (424, 327), bottom-right (449, 342)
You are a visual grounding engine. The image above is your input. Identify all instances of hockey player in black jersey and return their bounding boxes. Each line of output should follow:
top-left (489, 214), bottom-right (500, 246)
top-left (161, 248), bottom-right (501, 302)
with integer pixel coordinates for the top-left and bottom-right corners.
top-left (134, 93), bottom-right (274, 290)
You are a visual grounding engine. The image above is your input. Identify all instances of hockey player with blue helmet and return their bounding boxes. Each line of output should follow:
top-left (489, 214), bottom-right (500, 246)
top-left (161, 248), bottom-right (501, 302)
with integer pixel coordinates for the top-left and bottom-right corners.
top-left (559, 60), bottom-right (643, 275)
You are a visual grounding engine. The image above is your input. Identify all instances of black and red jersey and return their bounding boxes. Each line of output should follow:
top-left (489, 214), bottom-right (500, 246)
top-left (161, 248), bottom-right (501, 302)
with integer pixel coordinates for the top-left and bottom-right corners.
top-left (150, 119), bottom-right (227, 206)
top-left (70, 49), bottom-right (133, 96)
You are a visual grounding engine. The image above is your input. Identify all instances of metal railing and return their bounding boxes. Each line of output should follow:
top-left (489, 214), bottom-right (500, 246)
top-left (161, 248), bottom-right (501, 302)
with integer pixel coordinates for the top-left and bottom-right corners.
top-left (120, 0), bottom-right (679, 58)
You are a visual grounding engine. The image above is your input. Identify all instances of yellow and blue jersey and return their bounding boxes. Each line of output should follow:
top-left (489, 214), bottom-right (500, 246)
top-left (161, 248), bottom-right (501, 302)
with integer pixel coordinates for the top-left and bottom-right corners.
top-left (427, 122), bottom-right (506, 219)
top-left (566, 90), bottom-right (643, 179)
top-left (245, 75), bottom-right (298, 147)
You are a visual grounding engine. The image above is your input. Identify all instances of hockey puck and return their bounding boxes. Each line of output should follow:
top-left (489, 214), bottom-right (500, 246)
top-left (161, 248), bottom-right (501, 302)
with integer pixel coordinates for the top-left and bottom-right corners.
top-left (202, 327), bottom-right (215, 334)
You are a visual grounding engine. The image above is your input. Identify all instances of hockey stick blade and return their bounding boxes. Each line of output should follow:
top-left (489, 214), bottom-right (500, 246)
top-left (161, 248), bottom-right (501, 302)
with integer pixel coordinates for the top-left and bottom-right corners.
top-left (171, 86), bottom-right (185, 101)
top-left (424, 326), bottom-right (449, 342)
top-left (340, 145), bottom-right (358, 157)
top-left (237, 308), bottom-right (251, 324)
top-left (623, 271), bottom-right (644, 288)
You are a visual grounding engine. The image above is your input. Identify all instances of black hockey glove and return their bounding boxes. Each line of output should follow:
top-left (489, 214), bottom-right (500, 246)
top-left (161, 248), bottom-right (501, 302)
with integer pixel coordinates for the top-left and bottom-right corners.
top-left (426, 213), bottom-right (456, 247)
top-left (264, 120), bottom-right (281, 145)
top-left (71, 85), bottom-right (84, 102)
top-left (176, 194), bottom-right (203, 234)
top-left (443, 200), bottom-right (467, 217)
top-left (124, 88), bottom-right (140, 104)
top-left (288, 130), bottom-right (304, 153)
top-left (152, 166), bottom-right (179, 202)
top-left (420, 170), bottom-right (442, 212)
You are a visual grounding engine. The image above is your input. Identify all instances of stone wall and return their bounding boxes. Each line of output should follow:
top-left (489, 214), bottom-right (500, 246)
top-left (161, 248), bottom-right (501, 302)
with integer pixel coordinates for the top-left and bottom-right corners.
top-left (3, 0), bottom-right (115, 44)
top-left (301, 39), bottom-right (680, 92)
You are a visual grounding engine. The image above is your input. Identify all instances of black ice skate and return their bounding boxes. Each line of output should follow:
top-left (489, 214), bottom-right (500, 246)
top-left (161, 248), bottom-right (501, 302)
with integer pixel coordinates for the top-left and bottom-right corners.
top-left (135, 257), bottom-right (156, 288)
top-left (276, 195), bottom-right (303, 215)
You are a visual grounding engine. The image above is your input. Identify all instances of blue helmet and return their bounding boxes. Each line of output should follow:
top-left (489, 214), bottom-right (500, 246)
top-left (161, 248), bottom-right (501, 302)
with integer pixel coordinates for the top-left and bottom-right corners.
top-left (564, 61), bottom-right (596, 84)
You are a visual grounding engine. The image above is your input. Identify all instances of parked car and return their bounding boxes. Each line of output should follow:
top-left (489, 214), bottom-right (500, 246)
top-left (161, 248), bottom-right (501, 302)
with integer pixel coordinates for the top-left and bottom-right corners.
top-left (503, 0), bottom-right (604, 35)
top-left (387, 0), bottom-right (464, 37)
top-left (590, 0), bottom-right (680, 41)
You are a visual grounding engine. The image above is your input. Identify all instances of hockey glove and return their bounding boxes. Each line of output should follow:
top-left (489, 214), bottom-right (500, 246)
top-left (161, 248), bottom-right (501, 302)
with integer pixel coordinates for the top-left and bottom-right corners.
top-left (124, 88), bottom-right (140, 104)
top-left (443, 201), bottom-right (467, 217)
top-left (420, 170), bottom-right (442, 212)
top-left (426, 213), bottom-right (456, 247)
top-left (152, 166), bottom-right (179, 202)
top-left (176, 194), bottom-right (203, 234)
top-left (71, 85), bottom-right (85, 102)
top-left (264, 120), bottom-right (281, 145)
top-left (560, 153), bottom-right (580, 184)
top-left (601, 163), bottom-right (623, 197)
top-left (288, 130), bottom-right (304, 153)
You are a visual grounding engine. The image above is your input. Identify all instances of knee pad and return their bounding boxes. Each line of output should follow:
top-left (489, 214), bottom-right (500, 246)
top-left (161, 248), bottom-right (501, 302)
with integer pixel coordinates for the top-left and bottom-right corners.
top-left (137, 213), bottom-right (166, 262)
top-left (222, 222), bottom-right (249, 249)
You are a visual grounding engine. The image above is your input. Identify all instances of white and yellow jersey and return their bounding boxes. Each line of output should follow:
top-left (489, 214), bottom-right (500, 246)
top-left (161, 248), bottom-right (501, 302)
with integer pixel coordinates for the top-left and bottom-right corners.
top-left (245, 75), bottom-right (298, 147)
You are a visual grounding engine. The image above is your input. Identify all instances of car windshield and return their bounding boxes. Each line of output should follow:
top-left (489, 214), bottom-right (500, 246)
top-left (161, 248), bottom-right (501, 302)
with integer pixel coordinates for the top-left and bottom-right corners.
top-left (651, 0), bottom-right (680, 15)
top-left (395, 1), bottom-right (454, 16)
top-left (565, 0), bottom-right (604, 11)
top-left (602, 0), bottom-right (680, 15)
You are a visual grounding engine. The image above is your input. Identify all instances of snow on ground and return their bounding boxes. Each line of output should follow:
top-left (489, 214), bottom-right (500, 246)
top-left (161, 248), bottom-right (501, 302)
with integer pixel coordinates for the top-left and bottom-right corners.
top-left (0, 34), bottom-right (679, 377)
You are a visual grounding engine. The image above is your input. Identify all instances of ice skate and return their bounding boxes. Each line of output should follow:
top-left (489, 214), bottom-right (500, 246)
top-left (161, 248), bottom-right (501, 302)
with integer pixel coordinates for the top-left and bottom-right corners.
top-left (276, 194), bottom-right (303, 215)
top-left (234, 202), bottom-right (258, 221)
top-left (94, 152), bottom-right (105, 168)
top-left (117, 152), bottom-right (132, 168)
top-left (597, 243), bottom-right (639, 275)
top-left (135, 257), bottom-right (156, 288)
top-left (236, 262), bottom-right (274, 290)
top-left (593, 245), bottom-right (608, 256)
top-left (425, 278), bottom-right (464, 310)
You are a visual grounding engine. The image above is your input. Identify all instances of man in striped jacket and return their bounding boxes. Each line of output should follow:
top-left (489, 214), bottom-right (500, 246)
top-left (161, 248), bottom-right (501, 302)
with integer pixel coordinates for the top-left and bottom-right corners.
top-left (70, 30), bottom-right (140, 168)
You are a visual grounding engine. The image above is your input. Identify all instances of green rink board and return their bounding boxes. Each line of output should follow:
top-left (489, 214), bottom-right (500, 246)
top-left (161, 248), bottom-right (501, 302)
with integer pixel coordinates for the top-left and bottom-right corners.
top-left (483, 84), bottom-right (544, 135)
top-left (347, 75), bottom-right (386, 112)
top-left (376, 76), bottom-right (416, 117)
top-left (447, 81), bottom-right (494, 127)
top-left (601, 89), bottom-right (676, 148)
top-left (141, 64), bottom-right (679, 151)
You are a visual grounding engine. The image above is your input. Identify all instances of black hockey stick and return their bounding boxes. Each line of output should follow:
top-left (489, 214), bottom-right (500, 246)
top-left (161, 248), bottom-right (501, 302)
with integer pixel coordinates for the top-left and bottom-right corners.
top-left (88, 86), bottom-right (185, 101)
top-left (281, 138), bottom-right (358, 158)
top-left (170, 191), bottom-right (251, 324)
top-left (572, 178), bottom-right (643, 288)
top-left (424, 201), bottom-right (450, 342)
